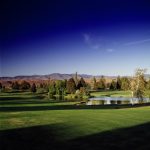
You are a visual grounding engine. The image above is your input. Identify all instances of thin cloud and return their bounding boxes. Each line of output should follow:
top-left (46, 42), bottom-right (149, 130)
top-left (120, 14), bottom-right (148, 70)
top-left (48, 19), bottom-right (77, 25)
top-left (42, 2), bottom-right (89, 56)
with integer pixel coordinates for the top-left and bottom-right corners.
top-left (83, 33), bottom-right (114, 52)
top-left (83, 33), bottom-right (91, 44)
top-left (83, 33), bottom-right (101, 50)
top-left (106, 49), bottom-right (114, 52)
top-left (124, 38), bottom-right (150, 46)
top-left (92, 44), bottom-right (101, 50)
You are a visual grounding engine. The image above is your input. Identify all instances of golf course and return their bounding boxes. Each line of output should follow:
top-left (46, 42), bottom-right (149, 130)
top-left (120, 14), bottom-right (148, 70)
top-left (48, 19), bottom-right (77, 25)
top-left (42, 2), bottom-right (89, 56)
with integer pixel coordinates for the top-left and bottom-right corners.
top-left (1, 91), bottom-right (150, 150)
top-left (1, 0), bottom-right (150, 149)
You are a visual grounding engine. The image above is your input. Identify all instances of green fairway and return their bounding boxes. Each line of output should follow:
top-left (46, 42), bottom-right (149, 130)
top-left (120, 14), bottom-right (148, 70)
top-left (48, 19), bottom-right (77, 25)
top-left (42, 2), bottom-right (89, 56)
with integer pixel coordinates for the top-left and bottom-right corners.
top-left (90, 90), bottom-right (132, 97)
top-left (0, 92), bottom-right (150, 150)
top-left (90, 90), bottom-right (150, 98)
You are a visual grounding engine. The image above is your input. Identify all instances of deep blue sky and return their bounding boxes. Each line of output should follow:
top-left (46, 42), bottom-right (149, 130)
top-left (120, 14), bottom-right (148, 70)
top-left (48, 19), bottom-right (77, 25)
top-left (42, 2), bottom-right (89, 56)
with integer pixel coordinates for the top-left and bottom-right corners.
top-left (1, 0), bottom-right (150, 76)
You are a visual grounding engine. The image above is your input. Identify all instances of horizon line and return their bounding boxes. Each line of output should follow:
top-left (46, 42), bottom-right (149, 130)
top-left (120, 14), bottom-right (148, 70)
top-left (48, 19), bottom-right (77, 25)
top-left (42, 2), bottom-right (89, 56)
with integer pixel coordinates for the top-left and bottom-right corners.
top-left (0, 72), bottom-right (140, 78)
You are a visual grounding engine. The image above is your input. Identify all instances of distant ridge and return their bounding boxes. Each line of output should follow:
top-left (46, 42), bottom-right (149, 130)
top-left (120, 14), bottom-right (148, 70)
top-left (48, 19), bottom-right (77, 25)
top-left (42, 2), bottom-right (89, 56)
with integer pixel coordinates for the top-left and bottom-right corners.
top-left (0, 73), bottom-right (115, 80)
top-left (0, 73), bottom-right (149, 81)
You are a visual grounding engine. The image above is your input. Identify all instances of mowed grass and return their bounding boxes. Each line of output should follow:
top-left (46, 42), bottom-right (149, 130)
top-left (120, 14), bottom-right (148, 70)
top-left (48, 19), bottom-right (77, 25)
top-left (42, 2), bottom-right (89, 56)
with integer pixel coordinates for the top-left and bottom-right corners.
top-left (91, 90), bottom-right (132, 97)
top-left (91, 90), bottom-right (150, 98)
top-left (0, 92), bottom-right (150, 150)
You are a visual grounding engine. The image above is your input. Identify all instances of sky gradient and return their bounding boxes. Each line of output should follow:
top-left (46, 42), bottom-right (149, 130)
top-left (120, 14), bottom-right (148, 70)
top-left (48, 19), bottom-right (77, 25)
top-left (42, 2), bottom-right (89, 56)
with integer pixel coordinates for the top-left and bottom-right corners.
top-left (1, 0), bottom-right (150, 76)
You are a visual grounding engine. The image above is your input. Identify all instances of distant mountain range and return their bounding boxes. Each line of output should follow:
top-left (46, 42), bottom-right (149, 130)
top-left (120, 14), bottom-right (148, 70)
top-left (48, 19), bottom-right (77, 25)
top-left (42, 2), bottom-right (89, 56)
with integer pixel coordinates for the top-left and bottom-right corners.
top-left (0, 73), bottom-right (116, 81)
top-left (0, 73), bottom-right (149, 81)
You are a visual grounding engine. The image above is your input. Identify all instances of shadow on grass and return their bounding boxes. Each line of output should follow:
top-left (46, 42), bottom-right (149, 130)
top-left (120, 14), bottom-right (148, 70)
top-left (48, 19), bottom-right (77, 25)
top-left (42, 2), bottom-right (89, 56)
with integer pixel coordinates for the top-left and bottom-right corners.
top-left (70, 122), bottom-right (150, 150)
top-left (1, 103), bottom-right (150, 112)
top-left (0, 95), bottom-right (45, 101)
top-left (1, 122), bottom-right (150, 150)
top-left (0, 123), bottom-right (66, 150)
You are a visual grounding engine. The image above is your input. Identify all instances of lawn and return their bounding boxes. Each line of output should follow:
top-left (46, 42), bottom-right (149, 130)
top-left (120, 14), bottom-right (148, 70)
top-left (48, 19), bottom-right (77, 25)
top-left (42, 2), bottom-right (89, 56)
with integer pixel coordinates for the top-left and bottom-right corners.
top-left (90, 90), bottom-right (132, 97)
top-left (0, 92), bottom-right (150, 150)
top-left (90, 90), bottom-right (150, 98)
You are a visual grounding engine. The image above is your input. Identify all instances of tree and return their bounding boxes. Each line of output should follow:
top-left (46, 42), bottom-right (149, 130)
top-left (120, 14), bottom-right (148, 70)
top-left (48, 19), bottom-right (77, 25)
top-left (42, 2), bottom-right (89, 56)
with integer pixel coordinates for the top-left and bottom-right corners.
top-left (0, 82), bottom-right (2, 92)
top-left (121, 77), bottom-right (130, 90)
top-left (39, 83), bottom-right (44, 88)
top-left (98, 76), bottom-right (106, 90)
top-left (110, 80), bottom-right (116, 90)
top-left (77, 77), bottom-right (86, 89)
top-left (91, 77), bottom-right (98, 90)
top-left (66, 78), bottom-right (76, 94)
top-left (31, 83), bottom-right (36, 93)
top-left (12, 81), bottom-right (20, 90)
top-left (80, 87), bottom-right (90, 96)
top-left (0, 82), bottom-right (2, 89)
top-left (62, 80), bottom-right (67, 95)
top-left (116, 76), bottom-right (121, 90)
top-left (74, 72), bottom-right (79, 87)
top-left (146, 78), bottom-right (150, 99)
top-left (146, 78), bottom-right (150, 90)
top-left (86, 83), bottom-right (91, 90)
top-left (7, 81), bottom-right (12, 89)
top-left (130, 68), bottom-right (147, 102)
top-left (49, 81), bottom-right (56, 96)
top-left (20, 81), bottom-right (30, 90)
top-left (55, 80), bottom-right (66, 95)
top-left (42, 82), bottom-right (49, 92)
top-left (106, 82), bottom-right (111, 89)
top-left (55, 80), bottom-right (61, 95)
top-left (77, 80), bottom-right (82, 89)
top-left (80, 77), bottom-right (86, 87)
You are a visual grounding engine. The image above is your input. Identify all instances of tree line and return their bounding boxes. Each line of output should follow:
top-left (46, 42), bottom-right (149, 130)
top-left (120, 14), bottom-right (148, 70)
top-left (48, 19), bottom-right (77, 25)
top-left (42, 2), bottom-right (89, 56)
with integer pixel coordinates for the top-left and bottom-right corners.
top-left (48, 76), bottom-right (89, 98)
top-left (92, 74), bottom-right (150, 92)
top-left (0, 69), bottom-right (150, 100)
top-left (92, 76), bottom-right (131, 91)
top-left (0, 80), bottom-right (37, 93)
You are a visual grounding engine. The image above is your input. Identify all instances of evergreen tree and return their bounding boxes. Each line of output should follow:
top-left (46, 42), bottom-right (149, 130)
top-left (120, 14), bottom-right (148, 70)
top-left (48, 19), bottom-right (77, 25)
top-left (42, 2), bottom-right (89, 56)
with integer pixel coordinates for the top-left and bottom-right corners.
top-left (98, 76), bottom-right (106, 90)
top-left (0, 82), bottom-right (2, 89)
top-left (0, 82), bottom-right (2, 92)
top-left (66, 78), bottom-right (76, 94)
top-left (92, 77), bottom-right (98, 90)
top-left (80, 77), bottom-right (86, 87)
top-left (77, 77), bottom-right (86, 89)
top-left (73, 72), bottom-right (79, 87)
top-left (31, 83), bottom-right (36, 93)
top-left (77, 80), bottom-right (82, 89)
top-left (116, 76), bottom-right (121, 90)
top-left (110, 80), bottom-right (116, 90)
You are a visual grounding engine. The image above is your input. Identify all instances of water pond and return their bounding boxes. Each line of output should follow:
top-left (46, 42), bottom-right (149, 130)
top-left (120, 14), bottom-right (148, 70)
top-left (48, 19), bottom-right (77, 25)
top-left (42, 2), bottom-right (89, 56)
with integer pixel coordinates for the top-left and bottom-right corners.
top-left (87, 97), bottom-right (150, 105)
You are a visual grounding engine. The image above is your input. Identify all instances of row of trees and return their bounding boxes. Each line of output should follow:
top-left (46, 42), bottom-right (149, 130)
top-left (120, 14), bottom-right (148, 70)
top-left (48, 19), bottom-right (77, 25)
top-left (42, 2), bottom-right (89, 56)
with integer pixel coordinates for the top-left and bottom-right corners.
top-left (92, 74), bottom-right (150, 92)
top-left (1, 70), bottom-right (150, 100)
top-left (12, 81), bottom-right (30, 90)
top-left (91, 76), bottom-right (131, 91)
top-left (0, 81), bottom-right (37, 93)
top-left (48, 76), bottom-right (88, 97)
